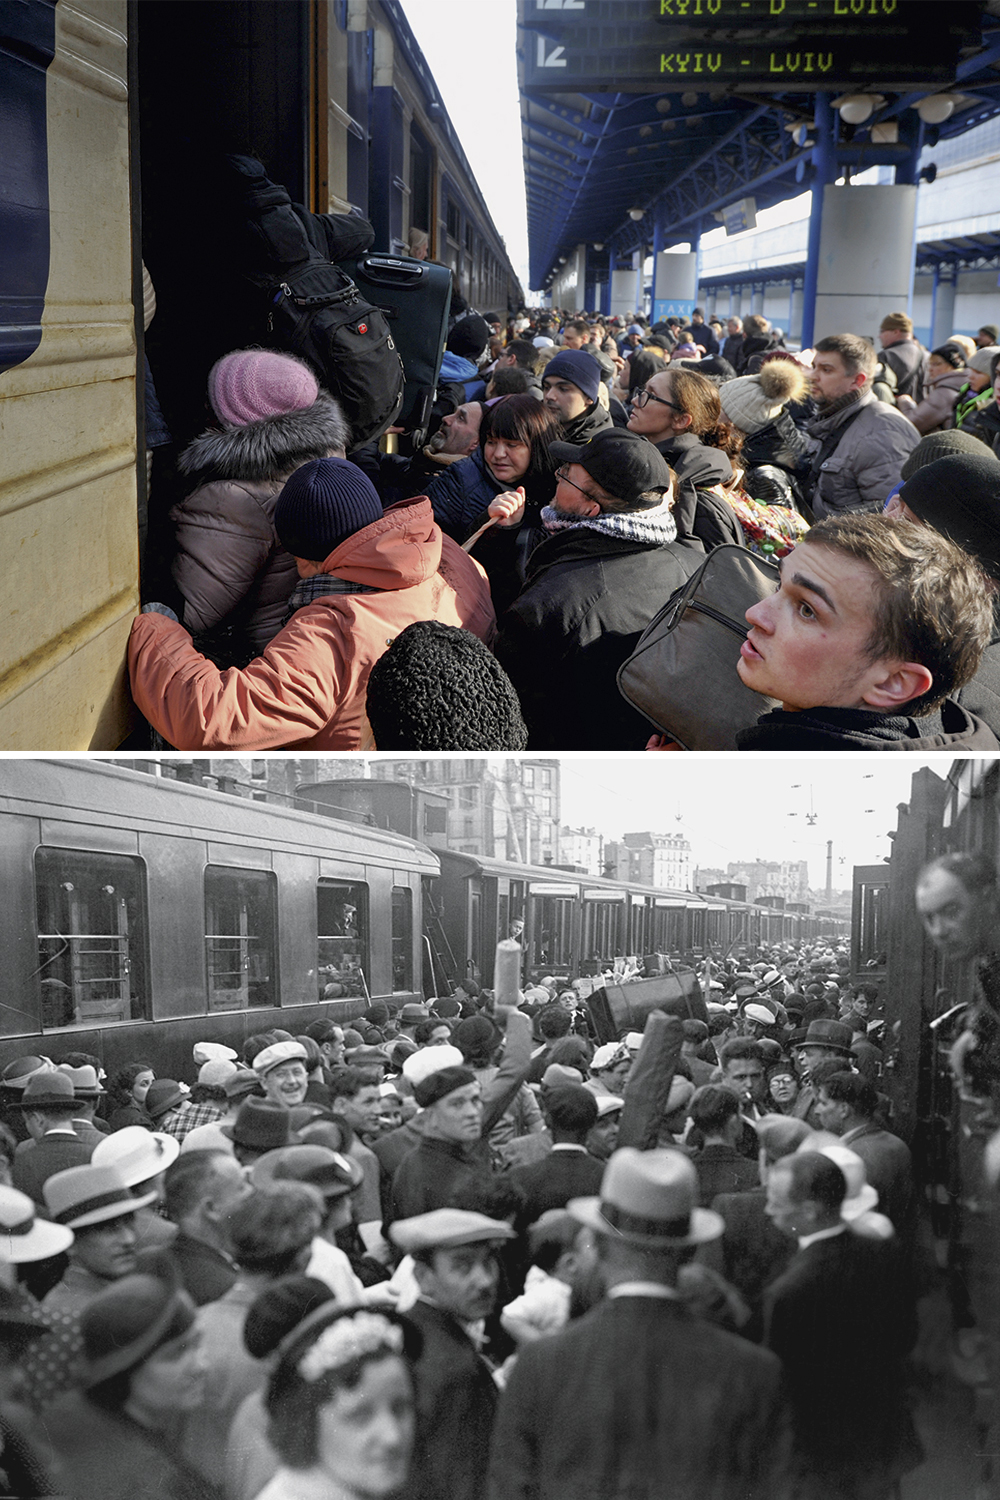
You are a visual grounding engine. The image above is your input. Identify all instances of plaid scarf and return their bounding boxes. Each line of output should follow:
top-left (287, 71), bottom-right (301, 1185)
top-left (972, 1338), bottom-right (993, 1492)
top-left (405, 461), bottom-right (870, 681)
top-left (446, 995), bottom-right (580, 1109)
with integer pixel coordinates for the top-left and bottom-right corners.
top-left (540, 493), bottom-right (678, 547)
top-left (283, 573), bottom-right (382, 625)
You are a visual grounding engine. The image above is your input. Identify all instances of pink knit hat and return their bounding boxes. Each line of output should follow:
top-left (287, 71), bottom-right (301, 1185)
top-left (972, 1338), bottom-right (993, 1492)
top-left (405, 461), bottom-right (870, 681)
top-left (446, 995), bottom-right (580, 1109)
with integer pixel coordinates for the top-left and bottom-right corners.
top-left (208, 350), bottom-right (320, 427)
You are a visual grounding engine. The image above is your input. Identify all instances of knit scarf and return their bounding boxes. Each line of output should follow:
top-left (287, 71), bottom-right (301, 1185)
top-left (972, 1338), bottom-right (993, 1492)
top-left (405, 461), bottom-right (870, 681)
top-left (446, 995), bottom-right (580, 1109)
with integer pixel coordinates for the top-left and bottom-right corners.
top-left (811, 385), bottom-right (865, 424)
top-left (540, 493), bottom-right (678, 547)
top-left (283, 573), bottom-right (382, 625)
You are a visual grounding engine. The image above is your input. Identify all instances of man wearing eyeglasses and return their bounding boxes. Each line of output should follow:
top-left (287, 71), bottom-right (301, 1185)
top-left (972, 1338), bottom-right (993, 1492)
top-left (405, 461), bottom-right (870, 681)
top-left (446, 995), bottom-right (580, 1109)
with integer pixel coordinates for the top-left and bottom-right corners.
top-left (491, 429), bottom-right (700, 749)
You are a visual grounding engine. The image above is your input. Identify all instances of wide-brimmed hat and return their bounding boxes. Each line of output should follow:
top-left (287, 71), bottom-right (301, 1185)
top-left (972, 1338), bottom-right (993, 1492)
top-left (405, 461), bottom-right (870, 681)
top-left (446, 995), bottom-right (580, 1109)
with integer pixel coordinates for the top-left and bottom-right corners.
top-left (222, 1096), bottom-right (293, 1152)
top-left (0, 1185), bottom-right (74, 1263)
top-left (56, 1064), bottom-right (105, 1099)
top-left (43, 1164), bottom-right (156, 1229)
top-left (145, 1079), bottom-right (185, 1120)
top-left (251, 1144), bottom-right (363, 1199)
top-left (399, 1004), bottom-right (429, 1025)
top-left (252, 1041), bottom-right (308, 1078)
top-left (80, 1274), bottom-right (196, 1387)
top-left (0, 1056), bottom-right (53, 1091)
top-left (568, 1147), bottom-right (723, 1247)
top-left (14, 1071), bottom-right (77, 1111)
top-left (92, 1127), bottom-right (179, 1187)
top-left (801, 1020), bottom-right (853, 1056)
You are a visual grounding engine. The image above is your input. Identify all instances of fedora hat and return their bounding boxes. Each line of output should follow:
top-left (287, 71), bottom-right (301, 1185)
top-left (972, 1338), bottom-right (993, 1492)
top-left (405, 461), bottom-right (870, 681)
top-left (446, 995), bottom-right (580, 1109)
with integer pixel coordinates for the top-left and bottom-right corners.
top-left (144, 1079), bottom-right (186, 1120)
top-left (14, 1071), bottom-right (76, 1111)
top-left (0, 1185), bottom-right (74, 1263)
top-left (0, 1057), bottom-right (53, 1091)
top-left (250, 1144), bottom-right (363, 1199)
top-left (80, 1274), bottom-right (196, 1387)
top-left (56, 1063), bottom-right (105, 1099)
top-left (801, 1020), bottom-right (853, 1056)
top-left (568, 1147), bottom-right (723, 1247)
top-left (43, 1164), bottom-right (156, 1230)
top-left (92, 1127), bottom-right (180, 1187)
top-left (222, 1096), bottom-right (292, 1152)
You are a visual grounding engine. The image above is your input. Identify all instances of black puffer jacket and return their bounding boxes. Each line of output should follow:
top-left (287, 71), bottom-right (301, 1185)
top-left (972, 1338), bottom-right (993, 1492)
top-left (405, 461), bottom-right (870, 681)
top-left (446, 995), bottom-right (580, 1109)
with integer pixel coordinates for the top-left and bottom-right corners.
top-left (737, 699), bottom-right (999, 750)
top-left (170, 392), bottom-right (350, 662)
top-left (653, 432), bottom-right (737, 552)
top-left (495, 527), bottom-right (701, 749)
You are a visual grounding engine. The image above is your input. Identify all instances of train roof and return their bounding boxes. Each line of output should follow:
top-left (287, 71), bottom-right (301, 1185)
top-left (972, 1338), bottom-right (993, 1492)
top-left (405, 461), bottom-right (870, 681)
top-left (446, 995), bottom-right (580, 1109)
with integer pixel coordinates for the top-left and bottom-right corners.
top-left (0, 761), bottom-right (440, 874)
top-left (432, 847), bottom-right (742, 909)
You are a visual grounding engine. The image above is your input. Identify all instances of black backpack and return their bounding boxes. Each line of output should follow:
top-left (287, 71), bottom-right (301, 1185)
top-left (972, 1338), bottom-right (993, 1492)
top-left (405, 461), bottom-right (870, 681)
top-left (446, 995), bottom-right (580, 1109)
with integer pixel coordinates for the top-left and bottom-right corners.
top-left (228, 155), bottom-right (404, 446)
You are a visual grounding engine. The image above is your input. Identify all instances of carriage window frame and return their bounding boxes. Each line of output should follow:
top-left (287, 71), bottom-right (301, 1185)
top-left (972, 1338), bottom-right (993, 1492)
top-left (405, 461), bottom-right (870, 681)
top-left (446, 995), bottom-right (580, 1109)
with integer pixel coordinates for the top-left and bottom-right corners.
top-left (317, 879), bottom-right (370, 1003)
top-left (204, 865), bottom-right (278, 1013)
top-left (34, 847), bottom-right (151, 1031)
top-left (391, 886), bottom-right (413, 993)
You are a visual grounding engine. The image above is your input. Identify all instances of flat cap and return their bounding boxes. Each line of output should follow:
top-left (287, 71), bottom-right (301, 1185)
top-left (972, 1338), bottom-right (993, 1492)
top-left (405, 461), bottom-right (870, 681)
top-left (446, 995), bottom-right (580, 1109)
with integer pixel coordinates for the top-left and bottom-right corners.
top-left (389, 1208), bottom-right (516, 1254)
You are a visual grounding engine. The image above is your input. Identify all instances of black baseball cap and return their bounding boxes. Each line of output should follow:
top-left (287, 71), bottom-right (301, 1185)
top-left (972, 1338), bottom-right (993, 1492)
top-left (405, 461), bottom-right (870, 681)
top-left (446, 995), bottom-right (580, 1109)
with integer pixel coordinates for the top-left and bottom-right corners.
top-left (550, 429), bottom-right (673, 510)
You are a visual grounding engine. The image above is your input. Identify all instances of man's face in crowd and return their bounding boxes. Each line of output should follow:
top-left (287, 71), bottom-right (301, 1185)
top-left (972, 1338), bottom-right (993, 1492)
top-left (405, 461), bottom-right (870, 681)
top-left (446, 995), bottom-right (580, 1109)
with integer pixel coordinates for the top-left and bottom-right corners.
top-left (723, 1057), bottom-right (766, 1106)
top-left (814, 1088), bottom-right (849, 1135)
top-left (561, 328), bottom-right (586, 350)
top-left (424, 1025), bottom-right (453, 1047)
top-left (917, 867), bottom-right (995, 962)
top-left (739, 542), bottom-right (904, 713)
top-left (426, 1082), bottom-right (483, 1143)
top-left (798, 1045), bottom-right (838, 1079)
top-left (811, 349), bottom-right (865, 403)
top-left (586, 1111), bottom-right (621, 1160)
top-left (421, 1245), bottom-right (500, 1322)
top-left (262, 1060), bottom-right (308, 1108)
top-left (74, 1213), bottom-right (138, 1280)
top-left (336, 1083), bottom-right (383, 1136)
top-left (542, 375), bottom-right (589, 424)
top-left (727, 318), bottom-right (741, 336)
top-left (879, 327), bottom-right (904, 349)
top-left (552, 464), bottom-right (606, 520)
top-left (377, 1095), bottom-right (404, 1133)
top-left (437, 403), bottom-right (482, 456)
top-left (321, 1030), bottom-right (346, 1069)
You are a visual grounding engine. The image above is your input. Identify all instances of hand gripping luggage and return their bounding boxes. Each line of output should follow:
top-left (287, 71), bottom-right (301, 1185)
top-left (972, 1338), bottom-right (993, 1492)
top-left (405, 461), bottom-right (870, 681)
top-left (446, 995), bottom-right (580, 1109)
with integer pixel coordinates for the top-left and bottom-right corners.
top-left (346, 255), bottom-right (453, 447)
top-left (616, 544), bottom-right (780, 751)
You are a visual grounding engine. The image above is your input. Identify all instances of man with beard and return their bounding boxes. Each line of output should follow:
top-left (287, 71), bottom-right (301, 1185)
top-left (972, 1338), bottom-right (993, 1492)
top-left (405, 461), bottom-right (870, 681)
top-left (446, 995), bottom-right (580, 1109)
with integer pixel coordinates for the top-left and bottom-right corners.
top-left (492, 429), bottom-right (699, 749)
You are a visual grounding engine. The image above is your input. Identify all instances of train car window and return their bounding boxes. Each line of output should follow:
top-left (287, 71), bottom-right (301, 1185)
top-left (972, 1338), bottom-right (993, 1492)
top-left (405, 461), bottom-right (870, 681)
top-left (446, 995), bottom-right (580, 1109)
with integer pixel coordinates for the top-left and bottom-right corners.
top-left (531, 896), bottom-right (575, 971)
top-left (317, 879), bottom-right (369, 1002)
top-left (446, 200), bottom-right (460, 243)
top-left (34, 849), bottom-right (150, 1031)
top-left (205, 867), bottom-right (277, 1012)
top-left (391, 888), bottom-right (413, 993)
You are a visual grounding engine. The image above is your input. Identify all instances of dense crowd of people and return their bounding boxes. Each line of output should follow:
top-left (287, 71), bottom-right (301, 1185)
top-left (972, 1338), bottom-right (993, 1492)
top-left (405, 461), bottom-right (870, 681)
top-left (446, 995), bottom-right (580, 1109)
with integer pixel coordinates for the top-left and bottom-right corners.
top-left (0, 936), bottom-right (933, 1499)
top-left (128, 293), bottom-right (1000, 752)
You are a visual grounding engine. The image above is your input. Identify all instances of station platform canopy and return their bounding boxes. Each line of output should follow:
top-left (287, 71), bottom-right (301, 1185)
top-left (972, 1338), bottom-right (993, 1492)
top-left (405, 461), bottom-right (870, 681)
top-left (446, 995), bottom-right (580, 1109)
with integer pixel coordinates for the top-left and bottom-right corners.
top-left (520, 0), bottom-right (1000, 298)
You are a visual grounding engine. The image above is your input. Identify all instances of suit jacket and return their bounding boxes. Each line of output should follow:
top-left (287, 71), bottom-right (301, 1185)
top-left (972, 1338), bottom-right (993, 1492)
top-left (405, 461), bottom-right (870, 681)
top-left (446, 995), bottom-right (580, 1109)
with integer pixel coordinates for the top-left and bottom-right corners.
top-left (690, 1143), bottom-right (760, 1208)
top-left (13, 1130), bottom-right (93, 1207)
top-left (509, 1146), bottom-right (604, 1224)
top-left (137, 1230), bottom-right (238, 1306)
top-left (405, 1298), bottom-right (499, 1500)
top-left (764, 1229), bottom-right (920, 1492)
top-left (489, 1293), bottom-right (791, 1500)
top-left (696, 1187), bottom-right (795, 1335)
top-left (841, 1123), bottom-right (914, 1233)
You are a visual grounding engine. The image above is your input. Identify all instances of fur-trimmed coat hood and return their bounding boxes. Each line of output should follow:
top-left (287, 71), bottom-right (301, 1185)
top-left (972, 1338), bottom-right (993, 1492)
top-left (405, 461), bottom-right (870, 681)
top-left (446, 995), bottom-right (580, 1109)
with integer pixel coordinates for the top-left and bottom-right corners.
top-left (178, 392), bottom-right (351, 484)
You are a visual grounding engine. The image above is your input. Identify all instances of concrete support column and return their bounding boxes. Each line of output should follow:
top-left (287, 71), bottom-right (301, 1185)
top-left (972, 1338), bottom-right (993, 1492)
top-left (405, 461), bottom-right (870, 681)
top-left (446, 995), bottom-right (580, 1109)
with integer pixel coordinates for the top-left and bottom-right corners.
top-left (931, 265), bottom-right (958, 348)
top-left (789, 282), bottom-right (804, 344)
top-left (730, 287), bottom-right (741, 318)
top-left (650, 220), bottom-right (664, 316)
top-left (751, 285), bottom-right (765, 316)
top-left (801, 92), bottom-right (836, 349)
top-left (603, 248), bottom-right (616, 317)
top-left (634, 248), bottom-right (644, 319)
top-left (812, 183), bottom-right (918, 343)
top-left (691, 223), bottom-right (703, 310)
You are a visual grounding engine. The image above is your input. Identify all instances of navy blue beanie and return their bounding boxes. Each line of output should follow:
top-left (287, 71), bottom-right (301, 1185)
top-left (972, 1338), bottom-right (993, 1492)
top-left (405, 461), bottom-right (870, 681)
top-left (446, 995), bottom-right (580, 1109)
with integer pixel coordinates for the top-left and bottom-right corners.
top-left (274, 458), bottom-right (383, 561)
top-left (544, 349), bottom-right (601, 404)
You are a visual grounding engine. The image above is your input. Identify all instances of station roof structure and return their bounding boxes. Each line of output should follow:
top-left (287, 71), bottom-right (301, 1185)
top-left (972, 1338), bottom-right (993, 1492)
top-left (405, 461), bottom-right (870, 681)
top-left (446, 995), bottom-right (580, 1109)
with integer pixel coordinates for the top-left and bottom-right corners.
top-left (519, 1), bottom-right (1000, 293)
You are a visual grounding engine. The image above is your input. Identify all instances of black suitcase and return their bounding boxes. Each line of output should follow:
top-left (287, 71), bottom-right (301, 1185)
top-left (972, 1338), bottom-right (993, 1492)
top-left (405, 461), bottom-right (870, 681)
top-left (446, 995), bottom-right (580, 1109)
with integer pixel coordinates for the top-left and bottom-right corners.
top-left (347, 254), bottom-right (453, 445)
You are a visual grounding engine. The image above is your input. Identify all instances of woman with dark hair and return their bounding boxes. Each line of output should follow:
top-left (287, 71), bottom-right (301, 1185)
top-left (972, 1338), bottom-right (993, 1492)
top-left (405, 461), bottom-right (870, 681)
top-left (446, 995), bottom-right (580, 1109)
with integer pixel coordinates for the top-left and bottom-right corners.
top-left (258, 1304), bottom-right (420, 1500)
top-left (107, 1062), bottom-right (156, 1132)
top-left (897, 343), bottom-right (970, 434)
top-left (47, 1274), bottom-right (217, 1500)
top-left (627, 366), bottom-right (745, 550)
top-left (425, 393), bottom-right (559, 544)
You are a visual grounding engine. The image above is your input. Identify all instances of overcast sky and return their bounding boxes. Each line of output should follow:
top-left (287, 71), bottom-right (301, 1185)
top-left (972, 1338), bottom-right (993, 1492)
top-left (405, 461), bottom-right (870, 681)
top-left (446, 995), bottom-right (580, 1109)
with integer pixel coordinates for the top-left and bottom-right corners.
top-left (399, 0), bottom-right (531, 289)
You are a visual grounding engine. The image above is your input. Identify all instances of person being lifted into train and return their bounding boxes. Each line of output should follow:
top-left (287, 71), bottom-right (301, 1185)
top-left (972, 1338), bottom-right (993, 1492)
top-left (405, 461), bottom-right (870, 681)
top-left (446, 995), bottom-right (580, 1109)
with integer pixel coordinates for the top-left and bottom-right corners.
top-left (731, 514), bottom-right (999, 750)
top-left (128, 457), bottom-right (495, 750)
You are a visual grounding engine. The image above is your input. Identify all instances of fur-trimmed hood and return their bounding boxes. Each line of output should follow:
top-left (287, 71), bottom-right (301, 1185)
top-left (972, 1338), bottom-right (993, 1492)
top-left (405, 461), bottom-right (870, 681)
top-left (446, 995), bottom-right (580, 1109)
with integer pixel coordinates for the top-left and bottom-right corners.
top-left (178, 392), bottom-right (351, 484)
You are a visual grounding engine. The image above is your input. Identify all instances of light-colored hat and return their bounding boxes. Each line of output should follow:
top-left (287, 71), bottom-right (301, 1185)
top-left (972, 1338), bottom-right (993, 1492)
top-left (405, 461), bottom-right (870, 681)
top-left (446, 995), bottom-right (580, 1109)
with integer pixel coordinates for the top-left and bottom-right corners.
top-left (592, 1042), bottom-right (626, 1071)
top-left (719, 366), bottom-right (801, 435)
top-left (253, 1041), bottom-right (308, 1077)
top-left (816, 1144), bottom-right (879, 1220)
top-left (542, 1063), bottom-right (584, 1090)
top-left (595, 1095), bottom-right (624, 1119)
top-left (0, 1057), bottom-right (53, 1091)
top-left (92, 1127), bottom-right (179, 1187)
top-left (623, 1032), bottom-right (644, 1052)
top-left (0, 1185), bottom-right (74, 1263)
top-left (401, 1045), bottom-right (465, 1092)
top-left (56, 1064), bottom-right (105, 1098)
top-left (389, 1208), bottom-right (516, 1254)
top-left (745, 1004), bottom-right (776, 1026)
top-left (43, 1164), bottom-right (156, 1229)
top-left (968, 345), bottom-right (1000, 375)
top-left (666, 1076), bottom-right (695, 1114)
top-left (568, 1148), bottom-right (722, 1247)
top-left (762, 970), bottom-right (783, 987)
top-left (199, 1058), bottom-right (238, 1088)
top-left (193, 1041), bottom-right (239, 1066)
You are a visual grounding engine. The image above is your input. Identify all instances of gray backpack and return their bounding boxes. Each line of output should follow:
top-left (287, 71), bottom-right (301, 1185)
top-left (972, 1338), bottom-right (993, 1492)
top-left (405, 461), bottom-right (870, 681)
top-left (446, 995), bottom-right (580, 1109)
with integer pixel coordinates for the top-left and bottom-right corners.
top-left (617, 545), bottom-right (780, 750)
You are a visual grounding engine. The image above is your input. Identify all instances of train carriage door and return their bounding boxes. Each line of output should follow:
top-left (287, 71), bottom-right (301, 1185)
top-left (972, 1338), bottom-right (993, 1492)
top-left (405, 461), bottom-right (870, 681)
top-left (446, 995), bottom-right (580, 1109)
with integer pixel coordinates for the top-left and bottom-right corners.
top-left (205, 867), bottom-right (277, 1012)
top-left (391, 886), bottom-right (413, 996)
top-left (317, 879), bottom-right (370, 1004)
top-left (34, 848), bottom-right (149, 1029)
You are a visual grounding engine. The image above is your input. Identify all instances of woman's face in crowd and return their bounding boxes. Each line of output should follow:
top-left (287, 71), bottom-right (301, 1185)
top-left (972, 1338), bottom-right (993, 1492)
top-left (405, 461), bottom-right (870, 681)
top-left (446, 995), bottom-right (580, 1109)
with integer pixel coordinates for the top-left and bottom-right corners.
top-left (485, 434), bottom-right (531, 485)
top-left (132, 1070), bottom-right (155, 1106)
top-left (626, 372), bottom-right (681, 439)
top-left (129, 1327), bottom-right (207, 1416)
top-left (927, 354), bottom-right (953, 381)
top-left (316, 1355), bottom-right (415, 1498)
top-left (768, 1071), bottom-right (798, 1108)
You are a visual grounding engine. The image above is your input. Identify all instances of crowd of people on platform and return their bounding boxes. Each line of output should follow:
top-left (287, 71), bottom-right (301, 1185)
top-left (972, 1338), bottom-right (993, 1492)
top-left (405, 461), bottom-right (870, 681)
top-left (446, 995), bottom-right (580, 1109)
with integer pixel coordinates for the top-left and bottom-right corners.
top-left (0, 937), bottom-right (930, 1500)
top-left (127, 284), bottom-right (1000, 754)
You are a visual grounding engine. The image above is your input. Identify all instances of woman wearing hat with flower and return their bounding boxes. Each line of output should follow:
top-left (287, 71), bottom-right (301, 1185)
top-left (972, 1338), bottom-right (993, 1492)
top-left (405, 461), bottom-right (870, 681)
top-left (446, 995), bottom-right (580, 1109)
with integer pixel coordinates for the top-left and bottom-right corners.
top-left (258, 1303), bottom-right (420, 1500)
top-left (45, 1273), bottom-right (218, 1500)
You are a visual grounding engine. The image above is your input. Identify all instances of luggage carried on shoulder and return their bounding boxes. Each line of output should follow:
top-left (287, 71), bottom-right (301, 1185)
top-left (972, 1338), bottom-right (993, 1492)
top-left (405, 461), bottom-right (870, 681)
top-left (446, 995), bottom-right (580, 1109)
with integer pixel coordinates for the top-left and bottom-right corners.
top-left (617, 544), bottom-right (780, 751)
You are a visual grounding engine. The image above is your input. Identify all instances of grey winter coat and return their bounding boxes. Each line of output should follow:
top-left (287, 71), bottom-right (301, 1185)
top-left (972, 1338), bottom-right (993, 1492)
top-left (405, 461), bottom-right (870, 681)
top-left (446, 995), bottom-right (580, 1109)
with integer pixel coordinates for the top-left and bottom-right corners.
top-left (898, 367), bottom-right (967, 436)
top-left (805, 391), bottom-right (919, 518)
top-left (170, 393), bottom-right (349, 658)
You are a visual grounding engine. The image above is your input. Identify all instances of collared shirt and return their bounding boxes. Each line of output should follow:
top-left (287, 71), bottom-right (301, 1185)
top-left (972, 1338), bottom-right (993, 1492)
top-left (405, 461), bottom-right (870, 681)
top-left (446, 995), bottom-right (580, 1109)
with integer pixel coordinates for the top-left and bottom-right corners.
top-left (607, 1282), bottom-right (680, 1301)
top-left (840, 1124), bottom-right (866, 1146)
top-left (550, 1143), bottom-right (587, 1154)
top-left (797, 1223), bottom-right (848, 1251)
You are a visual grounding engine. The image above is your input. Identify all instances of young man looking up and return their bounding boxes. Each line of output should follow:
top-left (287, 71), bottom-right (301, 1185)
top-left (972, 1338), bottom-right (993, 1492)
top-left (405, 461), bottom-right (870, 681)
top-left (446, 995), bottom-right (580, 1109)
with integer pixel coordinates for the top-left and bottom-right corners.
top-left (734, 513), bottom-right (998, 750)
